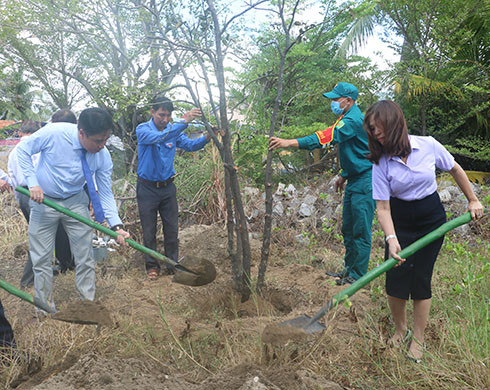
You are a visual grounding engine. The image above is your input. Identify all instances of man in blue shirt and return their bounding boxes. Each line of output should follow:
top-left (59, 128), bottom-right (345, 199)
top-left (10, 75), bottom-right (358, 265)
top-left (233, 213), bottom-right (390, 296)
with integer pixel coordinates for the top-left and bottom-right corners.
top-left (269, 83), bottom-right (375, 285)
top-left (136, 96), bottom-right (209, 279)
top-left (17, 107), bottom-right (130, 312)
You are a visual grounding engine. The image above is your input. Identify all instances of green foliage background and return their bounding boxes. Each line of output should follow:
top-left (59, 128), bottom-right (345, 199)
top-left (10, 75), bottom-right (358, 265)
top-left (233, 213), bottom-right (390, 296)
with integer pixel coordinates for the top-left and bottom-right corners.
top-left (0, 0), bottom-right (488, 171)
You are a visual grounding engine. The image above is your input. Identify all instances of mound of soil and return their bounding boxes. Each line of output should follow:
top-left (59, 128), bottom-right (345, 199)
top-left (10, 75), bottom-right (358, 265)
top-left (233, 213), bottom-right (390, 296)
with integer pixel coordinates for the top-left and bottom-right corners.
top-left (26, 358), bottom-right (343, 390)
top-left (28, 355), bottom-right (170, 390)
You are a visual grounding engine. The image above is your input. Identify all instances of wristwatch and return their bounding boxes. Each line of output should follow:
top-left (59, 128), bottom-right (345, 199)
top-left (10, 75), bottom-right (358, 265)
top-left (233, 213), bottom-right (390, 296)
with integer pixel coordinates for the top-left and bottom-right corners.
top-left (111, 224), bottom-right (124, 232)
top-left (385, 234), bottom-right (397, 243)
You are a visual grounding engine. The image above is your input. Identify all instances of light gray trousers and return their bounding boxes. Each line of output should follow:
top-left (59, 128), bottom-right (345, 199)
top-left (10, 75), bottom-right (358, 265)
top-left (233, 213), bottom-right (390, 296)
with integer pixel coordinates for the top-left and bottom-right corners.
top-left (18, 192), bottom-right (35, 288)
top-left (28, 190), bottom-right (94, 311)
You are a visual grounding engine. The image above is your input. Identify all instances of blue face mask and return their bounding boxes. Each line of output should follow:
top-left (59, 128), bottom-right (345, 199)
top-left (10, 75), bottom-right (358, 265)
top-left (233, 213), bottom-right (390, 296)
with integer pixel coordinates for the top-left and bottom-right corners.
top-left (331, 99), bottom-right (346, 116)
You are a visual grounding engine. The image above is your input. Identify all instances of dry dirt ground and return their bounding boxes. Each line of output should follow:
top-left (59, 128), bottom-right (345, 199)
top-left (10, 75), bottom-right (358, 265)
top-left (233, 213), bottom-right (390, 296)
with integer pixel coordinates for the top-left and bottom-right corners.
top-left (0, 222), bottom-right (383, 390)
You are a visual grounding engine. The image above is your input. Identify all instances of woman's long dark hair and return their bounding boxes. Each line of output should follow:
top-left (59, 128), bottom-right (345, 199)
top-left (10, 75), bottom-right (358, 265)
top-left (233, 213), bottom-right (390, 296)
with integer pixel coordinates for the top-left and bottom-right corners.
top-left (363, 100), bottom-right (411, 164)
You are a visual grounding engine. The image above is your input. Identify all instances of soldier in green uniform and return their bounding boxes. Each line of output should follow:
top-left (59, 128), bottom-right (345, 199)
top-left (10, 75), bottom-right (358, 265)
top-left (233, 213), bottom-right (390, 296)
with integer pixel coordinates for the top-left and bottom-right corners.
top-left (269, 82), bottom-right (375, 285)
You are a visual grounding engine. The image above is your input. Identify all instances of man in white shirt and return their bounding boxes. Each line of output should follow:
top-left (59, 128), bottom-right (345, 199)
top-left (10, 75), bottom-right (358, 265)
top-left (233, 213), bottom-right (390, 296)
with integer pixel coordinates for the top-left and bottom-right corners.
top-left (9, 116), bottom-right (75, 288)
top-left (0, 169), bottom-right (10, 192)
top-left (8, 121), bottom-right (42, 288)
top-left (8, 121), bottom-right (41, 202)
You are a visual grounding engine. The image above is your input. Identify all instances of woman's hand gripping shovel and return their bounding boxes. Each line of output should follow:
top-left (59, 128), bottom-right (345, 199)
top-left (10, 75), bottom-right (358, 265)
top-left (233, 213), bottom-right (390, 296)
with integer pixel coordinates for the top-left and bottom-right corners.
top-left (16, 186), bottom-right (216, 287)
top-left (262, 212), bottom-right (473, 344)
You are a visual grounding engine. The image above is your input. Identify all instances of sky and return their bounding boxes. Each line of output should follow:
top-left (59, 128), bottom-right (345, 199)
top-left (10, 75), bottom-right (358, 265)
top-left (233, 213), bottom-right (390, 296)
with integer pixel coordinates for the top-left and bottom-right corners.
top-left (357, 25), bottom-right (400, 70)
top-left (242, 1), bottom-right (399, 70)
top-left (39, 1), bottom-right (401, 116)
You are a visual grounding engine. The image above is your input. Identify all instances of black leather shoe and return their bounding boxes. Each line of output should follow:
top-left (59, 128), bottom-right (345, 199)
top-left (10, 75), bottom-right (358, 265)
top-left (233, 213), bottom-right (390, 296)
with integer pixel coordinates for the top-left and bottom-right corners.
top-left (326, 269), bottom-right (348, 278)
top-left (335, 276), bottom-right (357, 285)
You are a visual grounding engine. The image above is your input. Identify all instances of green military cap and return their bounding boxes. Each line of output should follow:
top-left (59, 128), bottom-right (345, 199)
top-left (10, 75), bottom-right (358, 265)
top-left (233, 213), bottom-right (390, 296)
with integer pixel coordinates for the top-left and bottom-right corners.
top-left (323, 82), bottom-right (359, 100)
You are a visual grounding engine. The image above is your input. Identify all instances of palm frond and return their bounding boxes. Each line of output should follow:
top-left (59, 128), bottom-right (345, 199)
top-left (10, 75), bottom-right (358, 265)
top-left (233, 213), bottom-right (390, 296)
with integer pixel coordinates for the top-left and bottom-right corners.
top-left (335, 13), bottom-right (376, 59)
top-left (393, 74), bottom-right (465, 99)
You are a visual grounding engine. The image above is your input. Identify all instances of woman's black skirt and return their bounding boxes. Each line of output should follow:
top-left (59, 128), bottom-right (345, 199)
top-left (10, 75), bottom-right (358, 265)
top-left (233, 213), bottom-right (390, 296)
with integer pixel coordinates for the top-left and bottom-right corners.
top-left (385, 191), bottom-right (446, 300)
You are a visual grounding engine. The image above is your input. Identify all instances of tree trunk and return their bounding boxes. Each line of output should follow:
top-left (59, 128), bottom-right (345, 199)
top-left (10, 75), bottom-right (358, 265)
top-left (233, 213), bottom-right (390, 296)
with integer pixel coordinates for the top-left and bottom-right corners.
top-left (257, 0), bottom-right (293, 293)
top-left (207, 0), bottom-right (252, 302)
top-left (420, 94), bottom-right (427, 135)
top-left (224, 168), bottom-right (241, 291)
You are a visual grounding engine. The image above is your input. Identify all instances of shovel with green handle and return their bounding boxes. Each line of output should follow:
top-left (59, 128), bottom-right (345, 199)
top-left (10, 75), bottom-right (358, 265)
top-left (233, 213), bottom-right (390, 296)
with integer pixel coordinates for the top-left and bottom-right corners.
top-left (0, 278), bottom-right (55, 313)
top-left (265, 212), bottom-right (473, 336)
top-left (16, 186), bottom-right (216, 287)
top-left (0, 277), bottom-right (114, 325)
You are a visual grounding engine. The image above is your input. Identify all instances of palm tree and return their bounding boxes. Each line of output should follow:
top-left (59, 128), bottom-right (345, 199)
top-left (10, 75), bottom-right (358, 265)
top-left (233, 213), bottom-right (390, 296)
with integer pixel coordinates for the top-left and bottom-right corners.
top-left (335, 0), bottom-right (489, 137)
top-left (0, 67), bottom-right (35, 120)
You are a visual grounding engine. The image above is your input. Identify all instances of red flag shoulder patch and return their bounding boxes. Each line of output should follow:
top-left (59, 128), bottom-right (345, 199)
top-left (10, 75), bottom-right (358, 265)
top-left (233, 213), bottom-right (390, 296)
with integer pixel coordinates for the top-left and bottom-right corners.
top-left (315, 125), bottom-right (335, 145)
top-left (314, 115), bottom-right (344, 145)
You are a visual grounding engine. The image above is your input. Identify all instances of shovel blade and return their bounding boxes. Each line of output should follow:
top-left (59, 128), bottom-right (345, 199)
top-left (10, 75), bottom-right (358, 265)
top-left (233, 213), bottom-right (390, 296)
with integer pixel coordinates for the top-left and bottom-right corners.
top-left (172, 256), bottom-right (217, 286)
top-left (51, 300), bottom-right (114, 327)
top-left (51, 315), bottom-right (100, 326)
top-left (261, 315), bottom-right (325, 345)
top-left (279, 315), bottom-right (326, 334)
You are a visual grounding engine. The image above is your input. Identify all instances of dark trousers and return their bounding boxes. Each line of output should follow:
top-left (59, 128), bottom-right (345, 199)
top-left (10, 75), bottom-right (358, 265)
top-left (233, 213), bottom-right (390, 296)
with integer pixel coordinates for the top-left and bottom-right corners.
top-left (18, 193), bottom-right (74, 288)
top-left (0, 298), bottom-right (15, 349)
top-left (385, 192), bottom-right (446, 300)
top-left (137, 181), bottom-right (179, 271)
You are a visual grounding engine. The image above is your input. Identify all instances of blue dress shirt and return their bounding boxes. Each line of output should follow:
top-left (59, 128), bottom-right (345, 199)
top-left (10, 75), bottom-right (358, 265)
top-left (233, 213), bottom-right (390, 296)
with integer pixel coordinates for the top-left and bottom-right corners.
top-left (136, 119), bottom-right (209, 182)
top-left (16, 122), bottom-right (122, 227)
